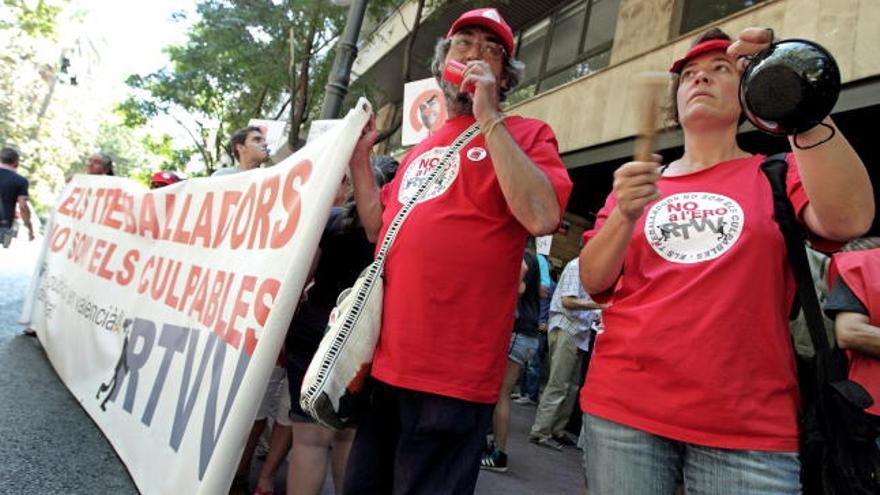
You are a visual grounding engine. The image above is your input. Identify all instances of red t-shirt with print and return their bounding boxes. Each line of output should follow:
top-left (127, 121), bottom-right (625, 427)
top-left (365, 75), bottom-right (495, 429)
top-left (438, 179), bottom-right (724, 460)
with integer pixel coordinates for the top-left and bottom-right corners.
top-left (581, 153), bottom-right (814, 452)
top-left (371, 114), bottom-right (572, 404)
top-left (829, 250), bottom-right (880, 416)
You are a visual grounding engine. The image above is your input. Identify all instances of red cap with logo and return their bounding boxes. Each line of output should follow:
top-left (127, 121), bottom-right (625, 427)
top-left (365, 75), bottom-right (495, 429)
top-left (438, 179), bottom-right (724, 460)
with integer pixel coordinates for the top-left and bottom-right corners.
top-left (669, 39), bottom-right (733, 74)
top-left (150, 170), bottom-right (181, 186)
top-left (446, 8), bottom-right (515, 56)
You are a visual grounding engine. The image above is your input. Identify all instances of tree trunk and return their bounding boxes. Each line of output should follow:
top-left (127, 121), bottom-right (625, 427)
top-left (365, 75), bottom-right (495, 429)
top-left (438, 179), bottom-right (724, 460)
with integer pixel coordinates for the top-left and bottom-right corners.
top-left (287, 26), bottom-right (297, 149)
top-left (251, 84), bottom-right (270, 118)
top-left (289, 9), bottom-right (320, 151)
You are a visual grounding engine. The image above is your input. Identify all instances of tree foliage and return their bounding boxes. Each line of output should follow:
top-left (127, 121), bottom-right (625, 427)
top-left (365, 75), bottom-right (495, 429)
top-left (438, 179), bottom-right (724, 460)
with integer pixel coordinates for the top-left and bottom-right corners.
top-left (0, 0), bottom-right (83, 215)
top-left (2, 0), bottom-right (64, 37)
top-left (117, 0), bottom-right (397, 174)
top-left (1, 0), bottom-right (174, 214)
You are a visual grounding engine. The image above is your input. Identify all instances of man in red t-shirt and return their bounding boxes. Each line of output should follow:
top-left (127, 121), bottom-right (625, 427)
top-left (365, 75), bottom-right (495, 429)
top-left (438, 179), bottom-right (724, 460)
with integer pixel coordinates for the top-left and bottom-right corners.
top-left (344, 8), bottom-right (572, 494)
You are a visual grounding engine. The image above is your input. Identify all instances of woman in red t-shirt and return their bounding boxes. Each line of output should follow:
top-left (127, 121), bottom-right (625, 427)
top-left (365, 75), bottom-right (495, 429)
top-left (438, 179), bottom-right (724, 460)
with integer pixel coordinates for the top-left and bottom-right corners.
top-left (577, 27), bottom-right (874, 494)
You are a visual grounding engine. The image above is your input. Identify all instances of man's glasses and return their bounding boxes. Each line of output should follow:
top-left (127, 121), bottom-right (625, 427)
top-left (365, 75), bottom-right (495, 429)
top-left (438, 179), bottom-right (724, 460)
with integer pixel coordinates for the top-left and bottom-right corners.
top-left (450, 34), bottom-right (506, 61)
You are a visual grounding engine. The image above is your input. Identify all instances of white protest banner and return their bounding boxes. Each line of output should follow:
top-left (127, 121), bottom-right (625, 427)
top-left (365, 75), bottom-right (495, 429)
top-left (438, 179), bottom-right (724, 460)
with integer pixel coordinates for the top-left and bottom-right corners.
top-left (307, 119), bottom-right (341, 144)
top-left (28, 99), bottom-right (373, 494)
top-left (402, 77), bottom-right (447, 146)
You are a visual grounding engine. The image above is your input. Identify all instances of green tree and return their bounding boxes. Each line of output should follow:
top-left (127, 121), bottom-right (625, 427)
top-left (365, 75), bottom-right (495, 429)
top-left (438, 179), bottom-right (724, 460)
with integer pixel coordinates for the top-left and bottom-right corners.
top-left (117, 0), bottom-right (402, 174)
top-left (0, 0), bottom-right (82, 215)
top-left (1, 0), bottom-right (64, 37)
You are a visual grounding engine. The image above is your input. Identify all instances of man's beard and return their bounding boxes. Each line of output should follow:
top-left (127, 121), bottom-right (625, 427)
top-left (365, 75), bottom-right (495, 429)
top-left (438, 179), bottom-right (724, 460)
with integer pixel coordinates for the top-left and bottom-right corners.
top-left (440, 79), bottom-right (473, 116)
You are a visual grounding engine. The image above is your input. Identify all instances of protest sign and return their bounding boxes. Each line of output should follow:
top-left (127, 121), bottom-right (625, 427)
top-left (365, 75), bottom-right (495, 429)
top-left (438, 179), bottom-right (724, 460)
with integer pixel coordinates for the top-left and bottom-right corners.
top-left (27, 99), bottom-right (373, 494)
top-left (402, 77), bottom-right (447, 146)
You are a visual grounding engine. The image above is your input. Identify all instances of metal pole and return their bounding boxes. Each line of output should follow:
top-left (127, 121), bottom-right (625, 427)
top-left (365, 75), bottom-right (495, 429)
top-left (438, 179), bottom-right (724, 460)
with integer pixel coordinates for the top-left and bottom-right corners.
top-left (320, 0), bottom-right (368, 119)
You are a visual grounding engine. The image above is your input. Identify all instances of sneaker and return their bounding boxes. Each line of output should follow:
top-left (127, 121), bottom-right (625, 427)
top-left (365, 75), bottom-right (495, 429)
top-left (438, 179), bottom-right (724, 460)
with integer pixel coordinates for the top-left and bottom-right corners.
top-left (553, 432), bottom-right (577, 447)
top-left (509, 392), bottom-right (521, 400)
top-left (483, 438), bottom-right (495, 456)
top-left (529, 435), bottom-right (563, 451)
top-left (480, 448), bottom-right (508, 473)
top-left (513, 396), bottom-right (537, 406)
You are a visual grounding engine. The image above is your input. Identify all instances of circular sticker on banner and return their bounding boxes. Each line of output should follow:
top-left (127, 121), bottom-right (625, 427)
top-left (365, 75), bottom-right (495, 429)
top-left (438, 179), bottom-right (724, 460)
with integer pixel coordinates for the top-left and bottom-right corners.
top-left (466, 147), bottom-right (487, 162)
top-left (398, 146), bottom-right (460, 204)
top-left (643, 192), bottom-right (745, 264)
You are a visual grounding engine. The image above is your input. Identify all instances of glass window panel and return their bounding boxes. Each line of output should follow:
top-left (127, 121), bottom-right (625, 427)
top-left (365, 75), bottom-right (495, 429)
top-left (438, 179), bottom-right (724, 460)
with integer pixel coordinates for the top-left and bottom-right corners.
top-left (680, 0), bottom-right (765, 34)
top-left (517, 19), bottom-right (550, 83)
top-left (540, 49), bottom-right (611, 92)
top-left (584, 0), bottom-right (621, 53)
top-left (546, 1), bottom-right (587, 72)
top-left (506, 83), bottom-right (537, 106)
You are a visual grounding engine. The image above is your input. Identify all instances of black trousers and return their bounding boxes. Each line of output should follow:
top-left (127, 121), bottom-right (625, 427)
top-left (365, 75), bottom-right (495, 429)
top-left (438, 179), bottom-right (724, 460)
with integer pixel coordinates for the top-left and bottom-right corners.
top-left (342, 380), bottom-right (494, 495)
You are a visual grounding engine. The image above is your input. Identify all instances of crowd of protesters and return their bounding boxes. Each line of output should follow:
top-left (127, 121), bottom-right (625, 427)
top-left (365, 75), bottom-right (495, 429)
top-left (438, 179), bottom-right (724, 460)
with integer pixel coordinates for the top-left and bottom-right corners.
top-left (12, 5), bottom-right (880, 495)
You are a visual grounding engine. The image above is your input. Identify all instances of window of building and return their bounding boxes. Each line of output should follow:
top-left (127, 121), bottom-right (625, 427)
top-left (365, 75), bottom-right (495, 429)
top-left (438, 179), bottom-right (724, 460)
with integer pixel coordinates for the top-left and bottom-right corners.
top-left (511, 0), bottom-right (621, 104)
top-left (678, 0), bottom-right (765, 35)
top-left (517, 19), bottom-right (550, 84)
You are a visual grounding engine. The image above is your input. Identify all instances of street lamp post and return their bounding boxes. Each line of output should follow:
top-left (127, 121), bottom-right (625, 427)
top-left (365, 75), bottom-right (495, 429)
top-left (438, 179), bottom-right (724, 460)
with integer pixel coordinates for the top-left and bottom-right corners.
top-left (319, 0), bottom-right (367, 119)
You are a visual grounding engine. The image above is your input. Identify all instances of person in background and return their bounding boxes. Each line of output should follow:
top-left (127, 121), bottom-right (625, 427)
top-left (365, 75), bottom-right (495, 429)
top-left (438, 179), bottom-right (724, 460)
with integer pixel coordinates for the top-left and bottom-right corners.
top-left (219, 126), bottom-right (288, 492)
top-left (530, 257), bottom-right (602, 451)
top-left (515, 244), bottom-right (556, 405)
top-left (825, 246), bottom-right (880, 417)
top-left (213, 126), bottom-right (269, 177)
top-left (149, 170), bottom-right (182, 189)
top-left (86, 152), bottom-right (114, 176)
top-left (0, 147), bottom-right (34, 247)
top-left (285, 156), bottom-right (399, 495)
top-left (481, 250), bottom-right (541, 472)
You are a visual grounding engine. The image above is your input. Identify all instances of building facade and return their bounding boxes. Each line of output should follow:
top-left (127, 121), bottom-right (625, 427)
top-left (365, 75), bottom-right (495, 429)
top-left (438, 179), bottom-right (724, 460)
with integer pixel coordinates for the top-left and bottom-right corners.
top-left (352, 0), bottom-right (880, 264)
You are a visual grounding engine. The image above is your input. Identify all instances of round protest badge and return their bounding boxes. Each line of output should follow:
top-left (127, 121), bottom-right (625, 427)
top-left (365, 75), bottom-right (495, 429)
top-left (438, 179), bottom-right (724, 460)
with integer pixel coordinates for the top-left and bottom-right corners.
top-left (466, 147), bottom-right (487, 162)
top-left (398, 146), bottom-right (460, 204)
top-left (643, 192), bottom-right (745, 264)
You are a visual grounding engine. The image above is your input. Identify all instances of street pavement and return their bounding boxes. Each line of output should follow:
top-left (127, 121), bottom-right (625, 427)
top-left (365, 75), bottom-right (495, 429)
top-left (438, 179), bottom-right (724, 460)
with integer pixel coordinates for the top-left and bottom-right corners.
top-left (0, 232), bottom-right (586, 494)
top-left (0, 233), bottom-right (138, 494)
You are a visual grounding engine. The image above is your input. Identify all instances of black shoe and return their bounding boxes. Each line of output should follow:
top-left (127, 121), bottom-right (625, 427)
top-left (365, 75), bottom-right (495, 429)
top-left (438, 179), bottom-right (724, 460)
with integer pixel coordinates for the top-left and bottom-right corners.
top-left (483, 438), bottom-right (495, 456)
top-left (480, 448), bottom-right (508, 473)
top-left (553, 433), bottom-right (577, 447)
top-left (529, 435), bottom-right (563, 451)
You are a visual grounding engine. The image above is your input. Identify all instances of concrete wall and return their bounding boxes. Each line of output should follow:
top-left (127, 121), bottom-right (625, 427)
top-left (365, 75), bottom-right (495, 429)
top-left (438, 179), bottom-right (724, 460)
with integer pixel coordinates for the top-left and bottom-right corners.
top-left (507, 0), bottom-right (880, 155)
top-left (610, 0), bottom-right (676, 64)
top-left (352, 1), bottom-right (439, 80)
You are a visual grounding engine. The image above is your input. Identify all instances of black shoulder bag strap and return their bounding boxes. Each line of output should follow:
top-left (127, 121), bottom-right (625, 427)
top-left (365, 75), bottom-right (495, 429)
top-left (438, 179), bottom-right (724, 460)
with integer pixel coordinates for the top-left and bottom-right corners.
top-left (759, 154), bottom-right (834, 368)
top-left (759, 153), bottom-right (880, 495)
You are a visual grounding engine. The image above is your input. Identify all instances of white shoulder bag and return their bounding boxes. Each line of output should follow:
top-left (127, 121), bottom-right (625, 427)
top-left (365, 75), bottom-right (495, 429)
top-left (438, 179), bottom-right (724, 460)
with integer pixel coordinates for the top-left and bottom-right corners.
top-left (300, 122), bottom-right (481, 429)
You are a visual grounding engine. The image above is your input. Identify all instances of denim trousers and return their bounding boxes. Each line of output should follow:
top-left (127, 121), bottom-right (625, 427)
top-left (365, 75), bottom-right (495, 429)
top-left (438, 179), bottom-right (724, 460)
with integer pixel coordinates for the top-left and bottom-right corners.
top-left (520, 332), bottom-right (547, 401)
top-left (582, 413), bottom-right (801, 495)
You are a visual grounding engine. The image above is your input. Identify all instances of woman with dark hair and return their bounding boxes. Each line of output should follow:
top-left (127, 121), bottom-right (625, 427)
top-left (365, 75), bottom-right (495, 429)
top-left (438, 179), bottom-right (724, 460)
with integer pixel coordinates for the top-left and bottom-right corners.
top-left (280, 156), bottom-right (398, 495)
top-left (578, 27), bottom-right (873, 493)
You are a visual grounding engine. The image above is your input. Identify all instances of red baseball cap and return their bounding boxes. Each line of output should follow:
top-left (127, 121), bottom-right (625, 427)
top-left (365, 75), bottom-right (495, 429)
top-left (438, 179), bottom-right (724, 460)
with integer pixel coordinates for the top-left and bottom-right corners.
top-left (150, 170), bottom-right (181, 186)
top-left (446, 8), bottom-right (515, 56)
top-left (669, 39), bottom-right (733, 74)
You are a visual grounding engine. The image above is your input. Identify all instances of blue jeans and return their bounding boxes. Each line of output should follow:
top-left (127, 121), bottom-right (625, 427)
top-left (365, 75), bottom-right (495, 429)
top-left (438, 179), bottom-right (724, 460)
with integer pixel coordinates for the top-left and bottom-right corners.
top-left (582, 413), bottom-right (801, 495)
top-left (508, 332), bottom-right (539, 367)
top-left (520, 332), bottom-right (547, 401)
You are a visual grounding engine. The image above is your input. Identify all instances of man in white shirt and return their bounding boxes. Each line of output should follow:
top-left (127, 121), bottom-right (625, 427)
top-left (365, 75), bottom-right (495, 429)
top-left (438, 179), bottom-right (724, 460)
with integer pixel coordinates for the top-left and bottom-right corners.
top-left (530, 257), bottom-right (604, 450)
